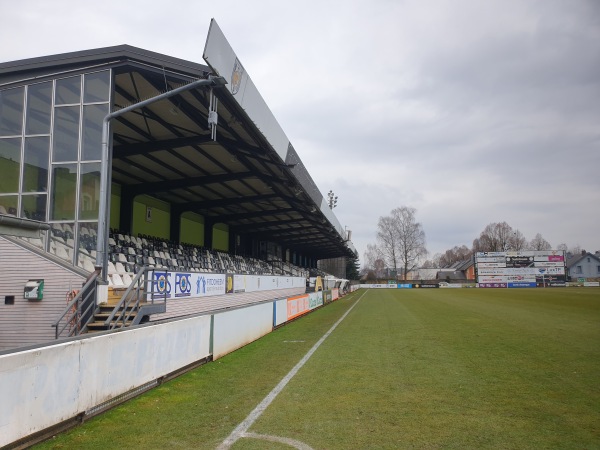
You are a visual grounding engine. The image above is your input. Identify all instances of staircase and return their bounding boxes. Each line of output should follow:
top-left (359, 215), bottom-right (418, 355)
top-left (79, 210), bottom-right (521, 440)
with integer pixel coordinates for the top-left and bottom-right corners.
top-left (87, 304), bottom-right (138, 333)
top-left (84, 268), bottom-right (167, 334)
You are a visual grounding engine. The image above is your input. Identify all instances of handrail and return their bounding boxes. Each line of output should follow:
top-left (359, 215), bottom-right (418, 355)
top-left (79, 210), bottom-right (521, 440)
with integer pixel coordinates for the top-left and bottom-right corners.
top-left (52, 271), bottom-right (99, 339)
top-left (104, 266), bottom-right (168, 330)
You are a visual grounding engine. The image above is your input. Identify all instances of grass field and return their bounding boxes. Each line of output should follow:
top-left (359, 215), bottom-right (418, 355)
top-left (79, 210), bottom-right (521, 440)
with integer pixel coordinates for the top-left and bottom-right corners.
top-left (36, 288), bottom-right (600, 449)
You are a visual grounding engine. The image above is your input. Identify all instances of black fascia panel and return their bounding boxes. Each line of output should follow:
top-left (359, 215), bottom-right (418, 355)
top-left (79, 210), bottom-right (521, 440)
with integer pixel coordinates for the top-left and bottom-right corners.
top-left (0, 45), bottom-right (211, 87)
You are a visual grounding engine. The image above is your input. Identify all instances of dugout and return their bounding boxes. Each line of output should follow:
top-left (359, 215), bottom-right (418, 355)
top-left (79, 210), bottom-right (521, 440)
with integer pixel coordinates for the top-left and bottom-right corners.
top-left (0, 21), bottom-right (356, 280)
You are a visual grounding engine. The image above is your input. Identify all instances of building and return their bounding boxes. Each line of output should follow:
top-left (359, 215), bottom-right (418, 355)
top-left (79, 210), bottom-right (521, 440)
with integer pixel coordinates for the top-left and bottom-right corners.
top-left (567, 251), bottom-right (600, 280)
top-left (0, 20), bottom-right (356, 349)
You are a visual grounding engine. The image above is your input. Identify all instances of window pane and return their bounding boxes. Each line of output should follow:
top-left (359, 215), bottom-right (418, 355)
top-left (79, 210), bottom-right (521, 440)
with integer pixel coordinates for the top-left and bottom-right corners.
top-left (51, 164), bottom-right (77, 220)
top-left (82, 104), bottom-right (108, 160)
top-left (79, 222), bottom-right (98, 255)
top-left (21, 193), bottom-right (47, 221)
top-left (0, 138), bottom-right (21, 193)
top-left (25, 82), bottom-right (52, 135)
top-left (55, 76), bottom-right (81, 105)
top-left (23, 136), bottom-right (49, 192)
top-left (0, 194), bottom-right (18, 215)
top-left (50, 221), bottom-right (75, 263)
top-left (0, 87), bottom-right (24, 136)
top-left (79, 162), bottom-right (101, 220)
top-left (84, 71), bottom-right (110, 103)
top-left (52, 106), bottom-right (80, 162)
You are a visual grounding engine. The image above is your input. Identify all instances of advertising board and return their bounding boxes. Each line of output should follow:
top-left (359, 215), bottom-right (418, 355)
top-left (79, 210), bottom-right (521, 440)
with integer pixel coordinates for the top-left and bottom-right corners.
top-left (475, 250), bottom-right (566, 288)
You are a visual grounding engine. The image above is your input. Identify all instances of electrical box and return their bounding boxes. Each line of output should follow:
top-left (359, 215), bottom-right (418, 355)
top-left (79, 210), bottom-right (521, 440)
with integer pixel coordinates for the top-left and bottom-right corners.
top-left (24, 279), bottom-right (44, 300)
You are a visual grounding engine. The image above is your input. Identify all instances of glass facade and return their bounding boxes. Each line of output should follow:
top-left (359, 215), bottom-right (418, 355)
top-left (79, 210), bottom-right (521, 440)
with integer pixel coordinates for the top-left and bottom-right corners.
top-left (0, 69), bottom-right (111, 266)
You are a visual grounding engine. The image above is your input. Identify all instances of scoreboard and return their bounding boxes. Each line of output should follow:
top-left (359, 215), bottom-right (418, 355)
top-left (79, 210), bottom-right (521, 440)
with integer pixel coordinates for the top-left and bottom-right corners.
top-left (475, 250), bottom-right (566, 288)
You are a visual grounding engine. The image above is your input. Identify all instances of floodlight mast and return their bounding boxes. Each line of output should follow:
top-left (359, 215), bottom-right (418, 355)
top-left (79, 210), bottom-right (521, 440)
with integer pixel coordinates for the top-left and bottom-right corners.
top-left (95, 76), bottom-right (227, 281)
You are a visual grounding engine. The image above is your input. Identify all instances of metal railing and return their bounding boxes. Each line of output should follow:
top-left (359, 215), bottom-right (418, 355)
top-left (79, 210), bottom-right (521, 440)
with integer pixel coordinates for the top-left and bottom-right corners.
top-left (104, 267), bottom-right (168, 330)
top-left (52, 271), bottom-right (99, 339)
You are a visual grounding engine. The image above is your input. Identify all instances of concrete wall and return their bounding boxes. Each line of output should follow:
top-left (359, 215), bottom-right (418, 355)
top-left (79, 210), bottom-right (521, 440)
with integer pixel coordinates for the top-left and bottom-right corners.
top-left (0, 288), bottom-right (344, 447)
top-left (0, 314), bottom-right (211, 447)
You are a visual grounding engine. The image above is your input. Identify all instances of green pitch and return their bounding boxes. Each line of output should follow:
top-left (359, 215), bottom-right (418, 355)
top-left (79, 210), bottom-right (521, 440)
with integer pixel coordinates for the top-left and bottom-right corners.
top-left (37, 288), bottom-right (600, 449)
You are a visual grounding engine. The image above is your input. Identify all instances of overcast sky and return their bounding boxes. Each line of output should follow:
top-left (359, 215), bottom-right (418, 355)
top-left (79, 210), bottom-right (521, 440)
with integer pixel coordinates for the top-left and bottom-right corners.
top-left (3, 0), bottom-right (599, 262)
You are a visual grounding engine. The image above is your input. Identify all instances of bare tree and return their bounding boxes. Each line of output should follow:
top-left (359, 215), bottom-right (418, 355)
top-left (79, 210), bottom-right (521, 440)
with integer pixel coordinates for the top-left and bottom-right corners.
top-left (529, 233), bottom-right (552, 251)
top-left (363, 243), bottom-right (382, 273)
top-left (391, 206), bottom-right (427, 280)
top-left (473, 222), bottom-right (514, 252)
top-left (438, 245), bottom-right (472, 267)
top-left (377, 215), bottom-right (400, 276)
top-left (510, 229), bottom-right (528, 251)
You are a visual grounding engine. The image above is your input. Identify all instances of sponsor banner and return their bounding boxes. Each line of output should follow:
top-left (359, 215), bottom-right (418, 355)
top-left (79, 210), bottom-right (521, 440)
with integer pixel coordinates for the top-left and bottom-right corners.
top-left (148, 271), bottom-right (226, 300)
top-left (508, 282), bottom-right (537, 288)
top-left (534, 255), bottom-right (564, 262)
top-left (542, 281), bottom-right (566, 287)
top-left (397, 284), bottom-right (413, 289)
top-left (506, 256), bottom-right (535, 268)
top-left (309, 292), bottom-right (324, 309)
top-left (533, 261), bottom-right (566, 268)
top-left (476, 252), bottom-right (505, 257)
top-left (332, 288), bottom-right (340, 300)
top-left (323, 290), bottom-right (333, 304)
top-left (476, 256), bottom-right (506, 263)
top-left (477, 262), bottom-right (507, 268)
top-left (194, 273), bottom-right (226, 296)
top-left (287, 292), bottom-right (323, 320)
top-left (365, 284), bottom-right (398, 289)
top-left (174, 273), bottom-right (192, 298)
top-left (584, 282), bottom-right (600, 287)
top-left (478, 276), bottom-right (508, 283)
top-left (478, 267), bottom-right (565, 276)
top-left (478, 283), bottom-right (507, 288)
top-left (233, 274), bottom-right (246, 293)
top-left (287, 294), bottom-right (309, 320)
top-left (149, 271), bottom-right (172, 300)
top-left (226, 274), bottom-right (234, 294)
top-left (414, 283), bottom-right (439, 288)
top-left (441, 283), bottom-right (463, 288)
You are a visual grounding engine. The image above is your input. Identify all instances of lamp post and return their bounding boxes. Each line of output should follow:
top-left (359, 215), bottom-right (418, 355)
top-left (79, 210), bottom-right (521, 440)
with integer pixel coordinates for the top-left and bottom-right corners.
top-left (327, 190), bottom-right (338, 210)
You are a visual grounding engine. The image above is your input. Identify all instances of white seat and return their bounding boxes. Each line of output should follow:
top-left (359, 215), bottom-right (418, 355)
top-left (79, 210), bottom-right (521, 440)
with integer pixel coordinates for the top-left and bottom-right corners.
top-left (121, 272), bottom-right (133, 287)
top-left (115, 262), bottom-right (127, 274)
top-left (55, 247), bottom-right (70, 261)
top-left (107, 261), bottom-right (117, 274)
top-left (117, 253), bottom-right (128, 263)
top-left (127, 247), bottom-right (136, 255)
top-left (0, 205), bottom-right (7, 214)
top-left (83, 259), bottom-right (96, 273)
top-left (111, 273), bottom-right (125, 288)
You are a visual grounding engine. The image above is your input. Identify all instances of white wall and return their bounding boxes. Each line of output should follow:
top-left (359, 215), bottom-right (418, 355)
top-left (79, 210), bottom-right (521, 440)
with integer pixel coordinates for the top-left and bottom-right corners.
top-left (0, 315), bottom-right (211, 447)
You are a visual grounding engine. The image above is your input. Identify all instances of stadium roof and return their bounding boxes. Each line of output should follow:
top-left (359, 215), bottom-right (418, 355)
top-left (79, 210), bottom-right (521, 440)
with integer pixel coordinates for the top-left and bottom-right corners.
top-left (0, 44), bottom-right (356, 259)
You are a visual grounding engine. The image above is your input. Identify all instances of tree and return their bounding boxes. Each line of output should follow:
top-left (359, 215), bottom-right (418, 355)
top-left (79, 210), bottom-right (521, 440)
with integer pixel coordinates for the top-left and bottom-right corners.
top-left (510, 229), bottom-right (528, 251)
top-left (376, 215), bottom-right (400, 276)
top-left (363, 243), bottom-right (382, 273)
top-left (438, 245), bottom-right (472, 267)
top-left (376, 206), bottom-right (427, 280)
top-left (473, 222), bottom-right (514, 252)
top-left (529, 233), bottom-right (551, 251)
top-left (346, 256), bottom-right (360, 280)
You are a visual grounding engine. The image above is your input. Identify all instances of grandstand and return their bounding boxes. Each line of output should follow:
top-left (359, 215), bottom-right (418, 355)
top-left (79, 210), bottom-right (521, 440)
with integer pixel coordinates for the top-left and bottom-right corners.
top-left (0, 20), bottom-right (356, 350)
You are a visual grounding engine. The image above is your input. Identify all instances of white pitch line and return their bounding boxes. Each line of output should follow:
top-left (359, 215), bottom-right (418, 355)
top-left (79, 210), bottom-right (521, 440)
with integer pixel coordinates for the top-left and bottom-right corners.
top-left (217, 291), bottom-right (366, 449)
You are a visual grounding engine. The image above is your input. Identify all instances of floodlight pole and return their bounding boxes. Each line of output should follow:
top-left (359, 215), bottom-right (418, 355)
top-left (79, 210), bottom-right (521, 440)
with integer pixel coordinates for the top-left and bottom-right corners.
top-left (95, 76), bottom-right (226, 281)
